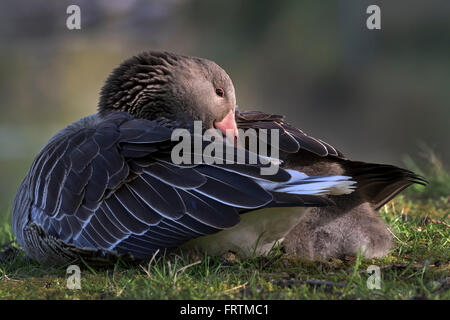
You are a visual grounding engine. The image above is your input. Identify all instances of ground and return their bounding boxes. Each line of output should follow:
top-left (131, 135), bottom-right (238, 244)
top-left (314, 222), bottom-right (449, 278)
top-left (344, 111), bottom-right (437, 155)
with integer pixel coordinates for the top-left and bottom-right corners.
top-left (0, 153), bottom-right (448, 300)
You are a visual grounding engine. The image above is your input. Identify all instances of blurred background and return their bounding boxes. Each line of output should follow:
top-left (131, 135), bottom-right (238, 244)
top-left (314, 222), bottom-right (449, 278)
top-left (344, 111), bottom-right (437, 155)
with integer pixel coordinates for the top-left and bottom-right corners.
top-left (0, 0), bottom-right (449, 213)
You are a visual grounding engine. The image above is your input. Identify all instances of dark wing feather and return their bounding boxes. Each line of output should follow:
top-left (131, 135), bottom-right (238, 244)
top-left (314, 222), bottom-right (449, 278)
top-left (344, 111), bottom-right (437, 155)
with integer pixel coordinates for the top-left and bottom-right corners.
top-left (113, 185), bottom-right (162, 225)
top-left (178, 189), bottom-right (240, 229)
top-left (142, 162), bottom-right (206, 189)
top-left (236, 109), bottom-right (345, 158)
top-left (269, 192), bottom-right (335, 207)
top-left (127, 173), bottom-right (185, 220)
top-left (101, 195), bottom-right (149, 234)
top-left (341, 161), bottom-right (427, 210)
top-left (194, 166), bottom-right (273, 208)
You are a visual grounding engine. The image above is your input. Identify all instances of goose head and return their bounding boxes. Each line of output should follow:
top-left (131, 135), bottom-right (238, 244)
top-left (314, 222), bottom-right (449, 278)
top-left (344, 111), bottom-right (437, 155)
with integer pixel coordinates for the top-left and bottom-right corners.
top-left (98, 51), bottom-right (238, 138)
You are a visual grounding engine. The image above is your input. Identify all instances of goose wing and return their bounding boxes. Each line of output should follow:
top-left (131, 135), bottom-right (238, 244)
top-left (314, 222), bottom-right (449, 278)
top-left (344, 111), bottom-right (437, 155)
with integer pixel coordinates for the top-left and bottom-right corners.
top-left (28, 111), bottom-right (343, 258)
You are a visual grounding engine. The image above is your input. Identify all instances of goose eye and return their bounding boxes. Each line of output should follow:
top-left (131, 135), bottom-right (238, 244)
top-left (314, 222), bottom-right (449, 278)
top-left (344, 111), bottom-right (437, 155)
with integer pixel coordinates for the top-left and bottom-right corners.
top-left (215, 88), bottom-right (224, 97)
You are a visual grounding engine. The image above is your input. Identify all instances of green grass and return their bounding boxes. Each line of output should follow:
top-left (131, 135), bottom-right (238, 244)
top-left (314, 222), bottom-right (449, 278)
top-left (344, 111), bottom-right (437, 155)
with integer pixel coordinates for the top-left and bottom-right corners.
top-left (0, 153), bottom-right (448, 300)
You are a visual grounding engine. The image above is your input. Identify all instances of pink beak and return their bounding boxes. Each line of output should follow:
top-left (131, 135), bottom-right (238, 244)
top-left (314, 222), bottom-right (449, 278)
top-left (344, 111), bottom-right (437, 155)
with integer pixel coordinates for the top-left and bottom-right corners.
top-left (214, 108), bottom-right (239, 144)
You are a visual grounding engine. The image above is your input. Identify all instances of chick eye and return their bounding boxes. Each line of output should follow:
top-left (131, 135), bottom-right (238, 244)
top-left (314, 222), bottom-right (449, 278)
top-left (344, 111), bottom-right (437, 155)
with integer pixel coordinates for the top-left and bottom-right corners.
top-left (215, 88), bottom-right (224, 97)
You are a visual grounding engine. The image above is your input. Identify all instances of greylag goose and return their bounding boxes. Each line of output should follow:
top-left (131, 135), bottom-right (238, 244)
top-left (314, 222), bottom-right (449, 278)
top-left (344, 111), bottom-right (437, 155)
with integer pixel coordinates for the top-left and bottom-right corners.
top-left (12, 51), bottom-right (425, 265)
